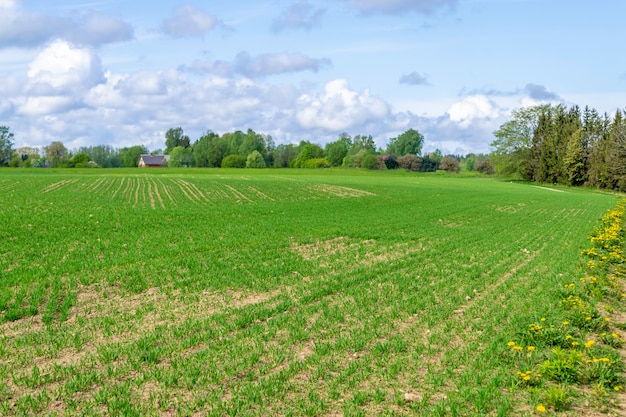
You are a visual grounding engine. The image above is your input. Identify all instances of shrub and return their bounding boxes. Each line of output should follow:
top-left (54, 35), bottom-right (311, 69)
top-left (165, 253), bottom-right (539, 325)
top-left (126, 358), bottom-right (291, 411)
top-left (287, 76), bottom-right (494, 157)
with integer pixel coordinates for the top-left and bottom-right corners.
top-left (221, 155), bottom-right (246, 168)
top-left (383, 155), bottom-right (398, 170)
top-left (301, 158), bottom-right (331, 168)
top-left (375, 155), bottom-right (388, 170)
top-left (397, 154), bottom-right (420, 172)
top-left (246, 150), bottom-right (266, 168)
top-left (476, 159), bottom-right (495, 174)
top-left (361, 154), bottom-right (378, 170)
top-left (439, 156), bottom-right (460, 173)
top-left (420, 156), bottom-right (439, 172)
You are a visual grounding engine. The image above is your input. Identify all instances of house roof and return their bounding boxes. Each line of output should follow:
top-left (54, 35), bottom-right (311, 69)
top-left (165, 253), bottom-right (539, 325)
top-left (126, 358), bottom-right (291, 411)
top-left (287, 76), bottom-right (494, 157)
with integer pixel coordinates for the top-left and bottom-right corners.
top-left (140, 154), bottom-right (167, 165)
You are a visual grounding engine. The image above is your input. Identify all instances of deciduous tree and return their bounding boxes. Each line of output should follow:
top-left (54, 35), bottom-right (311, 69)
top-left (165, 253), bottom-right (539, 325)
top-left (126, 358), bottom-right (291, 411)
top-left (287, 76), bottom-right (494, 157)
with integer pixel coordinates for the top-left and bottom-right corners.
top-left (164, 127), bottom-right (190, 154)
top-left (44, 141), bottom-right (68, 168)
top-left (387, 128), bottom-right (424, 156)
top-left (0, 126), bottom-right (14, 166)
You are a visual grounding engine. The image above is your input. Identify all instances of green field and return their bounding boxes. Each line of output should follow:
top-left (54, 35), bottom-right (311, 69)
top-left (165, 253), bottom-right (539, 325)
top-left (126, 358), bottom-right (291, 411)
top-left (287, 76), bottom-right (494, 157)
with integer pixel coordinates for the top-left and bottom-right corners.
top-left (0, 169), bottom-right (622, 416)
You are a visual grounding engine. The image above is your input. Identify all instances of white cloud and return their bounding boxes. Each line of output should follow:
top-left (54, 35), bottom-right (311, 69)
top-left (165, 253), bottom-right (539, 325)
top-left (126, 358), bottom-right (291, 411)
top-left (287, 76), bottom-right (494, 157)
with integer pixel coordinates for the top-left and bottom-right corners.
top-left (17, 96), bottom-right (75, 116)
top-left (447, 95), bottom-right (500, 127)
top-left (161, 5), bottom-right (222, 38)
top-left (185, 52), bottom-right (331, 78)
top-left (27, 40), bottom-right (103, 92)
top-left (0, 5), bottom-right (133, 49)
top-left (0, 0), bottom-right (17, 10)
top-left (115, 71), bottom-right (167, 95)
top-left (296, 79), bottom-right (390, 131)
top-left (235, 52), bottom-right (331, 77)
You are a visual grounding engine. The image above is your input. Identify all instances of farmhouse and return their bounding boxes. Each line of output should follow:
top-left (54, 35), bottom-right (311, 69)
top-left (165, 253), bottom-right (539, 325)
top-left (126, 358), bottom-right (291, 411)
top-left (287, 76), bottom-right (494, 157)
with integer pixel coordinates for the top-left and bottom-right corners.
top-left (138, 154), bottom-right (169, 168)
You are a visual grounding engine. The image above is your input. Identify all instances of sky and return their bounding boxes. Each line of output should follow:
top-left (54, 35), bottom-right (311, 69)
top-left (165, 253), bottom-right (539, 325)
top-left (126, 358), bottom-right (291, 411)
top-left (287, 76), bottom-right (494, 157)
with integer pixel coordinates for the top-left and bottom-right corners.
top-left (1, 0), bottom-right (625, 155)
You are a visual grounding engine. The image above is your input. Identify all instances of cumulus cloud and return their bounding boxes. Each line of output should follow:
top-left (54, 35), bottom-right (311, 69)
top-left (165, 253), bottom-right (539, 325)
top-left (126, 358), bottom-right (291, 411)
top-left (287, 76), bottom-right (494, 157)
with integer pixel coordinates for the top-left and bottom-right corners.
top-left (399, 71), bottom-right (430, 85)
top-left (296, 79), bottom-right (390, 131)
top-left (272, 1), bottom-right (326, 32)
top-left (26, 40), bottom-right (104, 92)
top-left (184, 52), bottom-right (331, 78)
top-left (161, 5), bottom-right (223, 38)
top-left (0, 6), bottom-right (133, 48)
top-left (345, 0), bottom-right (457, 15)
top-left (447, 95), bottom-right (500, 127)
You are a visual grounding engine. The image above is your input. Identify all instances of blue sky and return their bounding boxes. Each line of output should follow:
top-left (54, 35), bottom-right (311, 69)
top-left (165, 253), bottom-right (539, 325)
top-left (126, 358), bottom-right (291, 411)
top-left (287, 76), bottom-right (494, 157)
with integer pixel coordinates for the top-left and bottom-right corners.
top-left (1, 0), bottom-right (625, 155)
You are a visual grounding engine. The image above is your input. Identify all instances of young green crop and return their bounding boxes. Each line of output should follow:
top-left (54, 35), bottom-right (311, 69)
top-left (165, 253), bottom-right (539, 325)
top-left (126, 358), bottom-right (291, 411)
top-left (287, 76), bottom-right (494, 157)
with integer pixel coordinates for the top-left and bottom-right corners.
top-left (0, 168), bottom-right (622, 415)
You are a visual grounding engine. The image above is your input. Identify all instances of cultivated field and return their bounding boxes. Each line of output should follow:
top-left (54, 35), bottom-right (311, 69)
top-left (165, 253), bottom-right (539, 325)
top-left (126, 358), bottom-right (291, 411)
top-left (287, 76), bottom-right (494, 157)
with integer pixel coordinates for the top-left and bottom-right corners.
top-left (0, 169), bottom-right (622, 416)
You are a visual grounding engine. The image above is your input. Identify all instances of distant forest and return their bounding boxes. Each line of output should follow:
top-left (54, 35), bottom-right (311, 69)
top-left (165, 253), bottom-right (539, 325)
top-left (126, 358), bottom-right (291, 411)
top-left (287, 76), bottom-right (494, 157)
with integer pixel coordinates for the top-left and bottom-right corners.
top-left (2, 102), bottom-right (626, 191)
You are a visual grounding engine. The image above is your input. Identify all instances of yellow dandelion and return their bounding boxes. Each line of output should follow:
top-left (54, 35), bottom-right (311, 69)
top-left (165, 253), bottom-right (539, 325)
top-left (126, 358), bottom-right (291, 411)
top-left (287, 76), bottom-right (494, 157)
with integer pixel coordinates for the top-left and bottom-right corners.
top-left (605, 317), bottom-right (611, 322)
top-left (536, 404), bottom-right (546, 413)
top-left (540, 317), bottom-right (546, 322)
top-left (562, 321), bottom-right (569, 325)
top-left (513, 345), bottom-right (523, 351)
top-left (601, 358), bottom-right (610, 363)
top-left (585, 340), bottom-right (596, 348)
top-left (572, 341), bottom-right (580, 347)
top-left (527, 346), bottom-right (535, 352)
top-left (566, 335), bottom-right (572, 339)
top-left (507, 341), bottom-right (516, 347)
top-left (614, 386), bottom-right (623, 392)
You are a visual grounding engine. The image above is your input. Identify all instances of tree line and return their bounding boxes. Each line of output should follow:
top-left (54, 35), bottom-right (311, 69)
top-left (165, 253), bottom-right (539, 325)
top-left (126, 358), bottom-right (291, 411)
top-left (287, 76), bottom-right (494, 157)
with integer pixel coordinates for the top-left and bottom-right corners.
top-left (1, 125), bottom-right (491, 172)
top-left (491, 104), bottom-right (626, 191)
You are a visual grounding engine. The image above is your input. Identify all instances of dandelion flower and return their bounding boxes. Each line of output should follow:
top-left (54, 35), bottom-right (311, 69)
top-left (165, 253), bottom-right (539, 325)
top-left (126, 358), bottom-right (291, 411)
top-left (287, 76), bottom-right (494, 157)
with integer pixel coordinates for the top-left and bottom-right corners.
top-left (536, 404), bottom-right (546, 413)
top-left (566, 335), bottom-right (572, 339)
top-left (527, 346), bottom-right (535, 351)
top-left (585, 340), bottom-right (596, 348)
top-left (572, 341), bottom-right (580, 347)
top-left (605, 317), bottom-right (611, 322)
top-left (507, 341), bottom-right (516, 347)
top-left (540, 317), bottom-right (546, 322)
top-left (615, 386), bottom-right (623, 392)
top-left (562, 321), bottom-right (569, 325)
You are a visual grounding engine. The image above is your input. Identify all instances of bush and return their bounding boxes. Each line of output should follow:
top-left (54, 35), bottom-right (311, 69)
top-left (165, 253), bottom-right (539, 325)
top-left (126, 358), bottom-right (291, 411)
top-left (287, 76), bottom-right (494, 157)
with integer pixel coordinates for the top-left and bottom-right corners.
top-left (439, 156), bottom-right (460, 173)
top-left (361, 154), bottom-right (378, 170)
top-left (383, 155), bottom-right (398, 170)
top-left (246, 150), bottom-right (266, 168)
top-left (8, 156), bottom-right (21, 167)
top-left (476, 159), bottom-right (495, 174)
top-left (221, 155), bottom-right (246, 168)
top-left (420, 156), bottom-right (439, 172)
top-left (301, 158), bottom-right (331, 168)
top-left (397, 154), bottom-right (420, 172)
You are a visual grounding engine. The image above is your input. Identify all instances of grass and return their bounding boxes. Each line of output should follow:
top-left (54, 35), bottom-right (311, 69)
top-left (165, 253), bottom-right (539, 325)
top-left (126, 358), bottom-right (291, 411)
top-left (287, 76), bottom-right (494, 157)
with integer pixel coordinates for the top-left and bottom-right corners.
top-left (0, 168), bottom-right (624, 415)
